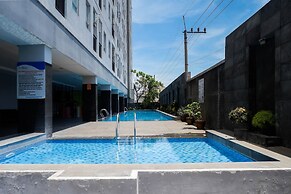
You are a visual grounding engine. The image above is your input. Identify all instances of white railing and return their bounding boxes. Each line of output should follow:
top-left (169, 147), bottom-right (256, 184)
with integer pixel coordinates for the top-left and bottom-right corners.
top-left (115, 113), bottom-right (120, 140)
top-left (134, 112), bottom-right (137, 142)
top-left (100, 109), bottom-right (109, 118)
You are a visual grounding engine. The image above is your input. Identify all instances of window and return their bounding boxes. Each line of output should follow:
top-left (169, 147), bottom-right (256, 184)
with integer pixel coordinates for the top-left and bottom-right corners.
top-left (103, 0), bottom-right (106, 10)
top-left (99, 0), bottom-right (102, 9)
top-left (93, 9), bottom-right (98, 52)
top-left (112, 12), bottom-right (115, 38)
top-left (112, 45), bottom-right (115, 72)
top-left (103, 32), bottom-right (106, 53)
top-left (86, 1), bottom-right (91, 30)
top-left (55, 0), bottom-right (65, 17)
top-left (72, 0), bottom-right (79, 14)
top-left (98, 20), bottom-right (102, 58)
top-left (117, 2), bottom-right (121, 23)
top-left (108, 3), bottom-right (110, 20)
top-left (108, 41), bottom-right (111, 58)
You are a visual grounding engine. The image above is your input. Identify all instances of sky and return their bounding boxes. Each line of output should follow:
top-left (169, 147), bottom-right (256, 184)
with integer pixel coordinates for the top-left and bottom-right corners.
top-left (132, 0), bottom-right (270, 86)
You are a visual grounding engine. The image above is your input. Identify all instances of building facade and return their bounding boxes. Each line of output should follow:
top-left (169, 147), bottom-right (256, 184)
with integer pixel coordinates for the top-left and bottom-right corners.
top-left (160, 0), bottom-right (291, 148)
top-left (0, 0), bottom-right (132, 137)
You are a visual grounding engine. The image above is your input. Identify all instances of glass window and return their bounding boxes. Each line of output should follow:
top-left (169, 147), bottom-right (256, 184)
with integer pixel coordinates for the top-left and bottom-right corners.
top-left (93, 9), bottom-right (98, 52)
top-left (86, 1), bottom-right (91, 30)
top-left (98, 20), bottom-right (102, 58)
top-left (55, 0), bottom-right (65, 17)
top-left (72, 0), bottom-right (79, 14)
top-left (108, 41), bottom-right (111, 58)
top-left (108, 3), bottom-right (110, 20)
top-left (99, 0), bottom-right (102, 9)
top-left (103, 0), bottom-right (106, 10)
top-left (103, 32), bottom-right (106, 53)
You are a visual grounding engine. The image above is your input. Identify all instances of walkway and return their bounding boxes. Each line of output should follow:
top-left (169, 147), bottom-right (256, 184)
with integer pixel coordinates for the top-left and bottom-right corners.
top-left (52, 120), bottom-right (205, 139)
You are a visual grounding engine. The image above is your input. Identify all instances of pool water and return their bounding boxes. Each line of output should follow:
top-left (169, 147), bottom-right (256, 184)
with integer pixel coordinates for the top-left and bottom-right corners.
top-left (0, 138), bottom-right (253, 164)
top-left (103, 110), bottom-right (174, 121)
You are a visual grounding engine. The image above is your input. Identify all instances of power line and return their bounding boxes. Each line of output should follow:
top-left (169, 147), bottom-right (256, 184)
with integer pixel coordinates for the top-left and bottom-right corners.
top-left (158, 0), bottom-right (215, 80)
top-left (205, 0), bottom-right (235, 27)
top-left (188, 0), bottom-right (215, 43)
top-left (189, 48), bottom-right (224, 64)
top-left (188, 0), bottom-right (234, 49)
top-left (156, 0), bottom-right (200, 79)
top-left (199, 0), bottom-right (225, 27)
top-left (192, 0), bottom-right (215, 28)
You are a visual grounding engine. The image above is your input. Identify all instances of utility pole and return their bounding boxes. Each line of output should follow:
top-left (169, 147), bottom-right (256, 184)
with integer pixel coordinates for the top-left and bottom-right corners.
top-left (183, 16), bottom-right (206, 81)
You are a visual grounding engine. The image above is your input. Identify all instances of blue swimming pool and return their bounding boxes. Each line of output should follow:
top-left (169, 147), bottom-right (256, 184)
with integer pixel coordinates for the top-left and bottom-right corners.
top-left (102, 110), bottom-right (174, 121)
top-left (0, 138), bottom-right (253, 164)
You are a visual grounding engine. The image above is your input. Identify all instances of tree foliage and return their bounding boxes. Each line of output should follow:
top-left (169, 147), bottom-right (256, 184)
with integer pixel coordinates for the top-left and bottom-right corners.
top-left (132, 69), bottom-right (163, 106)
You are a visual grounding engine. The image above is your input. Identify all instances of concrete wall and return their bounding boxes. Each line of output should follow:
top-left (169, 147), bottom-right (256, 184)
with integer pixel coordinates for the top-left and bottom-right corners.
top-left (161, 0), bottom-right (291, 147)
top-left (0, 172), bottom-right (136, 194)
top-left (187, 61), bottom-right (225, 130)
top-left (160, 72), bottom-right (190, 107)
top-left (224, 0), bottom-right (291, 146)
top-left (1, 170), bottom-right (291, 194)
top-left (138, 170), bottom-right (291, 194)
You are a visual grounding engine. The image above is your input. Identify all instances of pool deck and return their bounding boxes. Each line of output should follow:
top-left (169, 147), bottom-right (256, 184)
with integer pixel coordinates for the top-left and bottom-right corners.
top-left (52, 120), bottom-right (206, 139)
top-left (0, 121), bottom-right (291, 177)
top-left (0, 121), bottom-right (291, 194)
top-left (1, 120), bottom-right (291, 193)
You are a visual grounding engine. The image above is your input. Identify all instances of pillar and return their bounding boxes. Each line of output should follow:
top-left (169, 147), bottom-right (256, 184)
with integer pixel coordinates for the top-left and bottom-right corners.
top-left (111, 89), bottom-right (119, 114)
top-left (124, 95), bottom-right (128, 108)
top-left (99, 85), bottom-right (112, 117)
top-left (82, 76), bottom-right (98, 121)
top-left (17, 45), bottom-right (52, 137)
top-left (119, 93), bottom-right (124, 112)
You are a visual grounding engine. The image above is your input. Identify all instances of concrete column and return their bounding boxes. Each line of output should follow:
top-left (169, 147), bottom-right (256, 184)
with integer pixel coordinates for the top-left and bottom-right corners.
top-left (124, 96), bottom-right (128, 108)
top-left (17, 45), bottom-right (52, 137)
top-left (111, 89), bottom-right (119, 114)
top-left (99, 85), bottom-right (112, 117)
top-left (119, 93), bottom-right (124, 112)
top-left (82, 76), bottom-right (98, 122)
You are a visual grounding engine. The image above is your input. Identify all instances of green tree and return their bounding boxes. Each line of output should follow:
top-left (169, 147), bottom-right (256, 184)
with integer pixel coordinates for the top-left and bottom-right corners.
top-left (132, 70), bottom-right (163, 106)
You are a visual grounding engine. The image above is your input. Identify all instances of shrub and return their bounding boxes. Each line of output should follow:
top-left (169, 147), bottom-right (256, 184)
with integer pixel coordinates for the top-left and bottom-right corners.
top-left (177, 107), bottom-right (185, 117)
top-left (228, 107), bottom-right (248, 124)
top-left (194, 111), bottom-right (202, 120)
top-left (183, 109), bottom-right (194, 117)
top-left (252, 110), bottom-right (275, 130)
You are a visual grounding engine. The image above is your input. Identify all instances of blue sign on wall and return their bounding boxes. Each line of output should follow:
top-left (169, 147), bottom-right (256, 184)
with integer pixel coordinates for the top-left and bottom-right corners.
top-left (17, 62), bottom-right (46, 99)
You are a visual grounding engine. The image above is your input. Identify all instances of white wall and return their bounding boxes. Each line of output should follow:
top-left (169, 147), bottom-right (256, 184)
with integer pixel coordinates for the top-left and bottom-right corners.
top-left (37, 0), bottom-right (129, 86)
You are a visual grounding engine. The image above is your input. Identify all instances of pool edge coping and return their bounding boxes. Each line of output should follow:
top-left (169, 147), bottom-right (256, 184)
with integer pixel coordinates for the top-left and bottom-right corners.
top-left (1, 130), bottom-right (291, 179)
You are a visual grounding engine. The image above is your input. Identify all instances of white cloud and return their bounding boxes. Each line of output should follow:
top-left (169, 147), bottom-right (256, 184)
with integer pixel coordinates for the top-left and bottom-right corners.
top-left (132, 0), bottom-right (203, 24)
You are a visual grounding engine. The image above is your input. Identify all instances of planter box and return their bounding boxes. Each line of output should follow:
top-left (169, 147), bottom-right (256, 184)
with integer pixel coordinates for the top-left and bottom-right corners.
top-left (234, 128), bottom-right (248, 140)
top-left (186, 117), bottom-right (194, 125)
top-left (247, 132), bottom-right (282, 147)
top-left (195, 120), bottom-right (206, 129)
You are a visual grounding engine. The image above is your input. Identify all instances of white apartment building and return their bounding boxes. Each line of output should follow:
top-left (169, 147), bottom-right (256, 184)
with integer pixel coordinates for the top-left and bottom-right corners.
top-left (0, 0), bottom-right (132, 137)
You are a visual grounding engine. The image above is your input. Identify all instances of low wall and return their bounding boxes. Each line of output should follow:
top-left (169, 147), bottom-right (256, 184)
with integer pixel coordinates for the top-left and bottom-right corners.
top-left (138, 170), bottom-right (291, 194)
top-left (1, 170), bottom-right (291, 194)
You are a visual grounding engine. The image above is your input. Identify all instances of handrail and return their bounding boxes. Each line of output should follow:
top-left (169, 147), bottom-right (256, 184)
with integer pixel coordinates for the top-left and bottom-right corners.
top-left (100, 108), bottom-right (109, 118)
top-left (133, 112), bottom-right (137, 142)
top-left (115, 113), bottom-right (120, 139)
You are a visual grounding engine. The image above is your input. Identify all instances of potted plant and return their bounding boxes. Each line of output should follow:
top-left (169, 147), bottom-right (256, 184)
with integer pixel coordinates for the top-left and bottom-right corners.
top-left (177, 107), bottom-right (186, 122)
top-left (252, 110), bottom-right (275, 136)
top-left (184, 109), bottom-right (194, 125)
top-left (228, 107), bottom-right (248, 140)
top-left (194, 111), bottom-right (206, 129)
